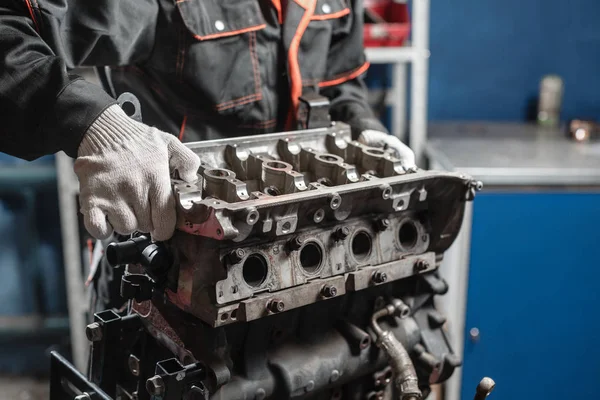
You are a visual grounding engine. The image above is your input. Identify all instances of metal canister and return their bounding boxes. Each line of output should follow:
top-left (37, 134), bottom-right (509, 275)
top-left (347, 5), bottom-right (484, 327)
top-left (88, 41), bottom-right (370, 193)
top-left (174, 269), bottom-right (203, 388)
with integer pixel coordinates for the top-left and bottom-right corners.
top-left (537, 75), bottom-right (564, 128)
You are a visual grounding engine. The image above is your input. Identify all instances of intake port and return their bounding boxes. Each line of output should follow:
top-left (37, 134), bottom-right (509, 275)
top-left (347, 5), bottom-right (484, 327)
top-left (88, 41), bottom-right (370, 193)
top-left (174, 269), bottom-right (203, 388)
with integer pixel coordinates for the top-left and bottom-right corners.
top-left (242, 254), bottom-right (268, 288)
top-left (398, 220), bottom-right (419, 250)
top-left (351, 231), bottom-right (372, 262)
top-left (299, 242), bottom-right (323, 274)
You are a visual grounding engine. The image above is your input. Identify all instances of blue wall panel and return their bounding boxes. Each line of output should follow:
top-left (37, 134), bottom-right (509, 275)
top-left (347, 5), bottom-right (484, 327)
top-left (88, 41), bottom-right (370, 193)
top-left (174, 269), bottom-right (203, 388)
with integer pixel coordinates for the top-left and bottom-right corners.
top-left (462, 192), bottom-right (600, 399)
top-left (429, 0), bottom-right (600, 121)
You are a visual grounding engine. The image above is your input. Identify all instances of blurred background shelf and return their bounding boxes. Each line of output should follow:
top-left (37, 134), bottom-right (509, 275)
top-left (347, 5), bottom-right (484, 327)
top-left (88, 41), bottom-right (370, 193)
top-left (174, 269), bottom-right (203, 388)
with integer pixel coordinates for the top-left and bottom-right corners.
top-left (0, 166), bottom-right (57, 191)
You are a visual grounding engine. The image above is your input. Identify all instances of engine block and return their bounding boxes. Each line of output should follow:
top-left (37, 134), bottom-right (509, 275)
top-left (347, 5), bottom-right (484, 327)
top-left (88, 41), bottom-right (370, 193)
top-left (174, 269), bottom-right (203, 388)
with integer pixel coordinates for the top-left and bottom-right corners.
top-left (51, 122), bottom-right (481, 400)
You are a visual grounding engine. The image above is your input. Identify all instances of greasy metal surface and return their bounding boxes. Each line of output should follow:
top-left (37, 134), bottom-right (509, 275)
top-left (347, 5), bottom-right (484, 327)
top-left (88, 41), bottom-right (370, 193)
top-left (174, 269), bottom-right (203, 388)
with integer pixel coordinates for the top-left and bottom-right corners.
top-left (164, 124), bottom-right (475, 327)
top-left (427, 122), bottom-right (600, 185)
top-left (68, 125), bottom-right (478, 400)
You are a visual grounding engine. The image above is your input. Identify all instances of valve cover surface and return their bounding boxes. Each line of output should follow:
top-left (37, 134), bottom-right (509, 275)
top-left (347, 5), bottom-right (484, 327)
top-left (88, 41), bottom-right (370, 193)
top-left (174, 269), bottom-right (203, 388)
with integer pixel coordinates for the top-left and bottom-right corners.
top-left (84, 123), bottom-right (479, 400)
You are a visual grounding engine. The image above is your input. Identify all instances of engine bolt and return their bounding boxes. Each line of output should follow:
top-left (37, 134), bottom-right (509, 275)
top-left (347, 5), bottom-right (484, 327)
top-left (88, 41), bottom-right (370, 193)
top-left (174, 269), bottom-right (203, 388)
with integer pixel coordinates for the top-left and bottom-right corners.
top-left (146, 375), bottom-right (165, 396)
top-left (288, 237), bottom-right (303, 251)
top-left (333, 226), bottom-right (350, 240)
top-left (330, 369), bottom-right (340, 383)
top-left (375, 218), bottom-right (390, 232)
top-left (267, 299), bottom-right (285, 313)
top-left (321, 285), bottom-right (338, 298)
top-left (414, 259), bottom-right (429, 272)
top-left (85, 322), bottom-right (102, 342)
top-left (372, 271), bottom-right (388, 284)
top-left (227, 248), bottom-right (245, 264)
top-left (305, 380), bottom-right (315, 392)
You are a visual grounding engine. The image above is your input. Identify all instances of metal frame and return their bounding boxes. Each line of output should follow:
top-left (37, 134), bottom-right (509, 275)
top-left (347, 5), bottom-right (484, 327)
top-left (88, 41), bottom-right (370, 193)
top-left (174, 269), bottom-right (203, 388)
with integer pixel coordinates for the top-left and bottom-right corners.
top-left (365, 0), bottom-right (431, 165)
top-left (56, 153), bottom-right (89, 372)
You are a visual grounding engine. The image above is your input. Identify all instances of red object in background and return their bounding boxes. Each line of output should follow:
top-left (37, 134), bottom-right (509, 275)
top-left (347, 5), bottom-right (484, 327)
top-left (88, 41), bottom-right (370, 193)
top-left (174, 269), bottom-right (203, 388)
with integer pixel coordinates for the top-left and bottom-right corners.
top-left (363, 0), bottom-right (411, 47)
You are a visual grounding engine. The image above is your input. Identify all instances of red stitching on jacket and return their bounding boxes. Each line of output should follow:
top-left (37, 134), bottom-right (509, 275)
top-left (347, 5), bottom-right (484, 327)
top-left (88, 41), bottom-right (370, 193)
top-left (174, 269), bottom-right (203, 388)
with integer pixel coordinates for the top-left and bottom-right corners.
top-left (213, 31), bottom-right (262, 111)
top-left (215, 94), bottom-right (262, 111)
top-left (176, 27), bottom-right (187, 82)
top-left (192, 24), bottom-right (266, 41)
top-left (239, 118), bottom-right (277, 129)
top-left (120, 66), bottom-right (261, 115)
top-left (23, 0), bottom-right (40, 33)
top-left (250, 31), bottom-right (261, 96)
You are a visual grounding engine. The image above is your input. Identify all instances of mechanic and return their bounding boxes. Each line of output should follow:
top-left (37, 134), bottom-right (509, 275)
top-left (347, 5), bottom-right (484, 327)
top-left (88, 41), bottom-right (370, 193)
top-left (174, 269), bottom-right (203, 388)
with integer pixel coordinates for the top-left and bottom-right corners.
top-left (0, 0), bottom-right (415, 241)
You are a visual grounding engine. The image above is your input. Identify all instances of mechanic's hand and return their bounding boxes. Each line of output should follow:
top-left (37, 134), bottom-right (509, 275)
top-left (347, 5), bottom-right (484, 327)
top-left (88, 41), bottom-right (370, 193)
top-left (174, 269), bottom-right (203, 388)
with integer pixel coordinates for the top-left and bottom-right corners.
top-left (74, 105), bottom-right (200, 241)
top-left (358, 130), bottom-right (416, 170)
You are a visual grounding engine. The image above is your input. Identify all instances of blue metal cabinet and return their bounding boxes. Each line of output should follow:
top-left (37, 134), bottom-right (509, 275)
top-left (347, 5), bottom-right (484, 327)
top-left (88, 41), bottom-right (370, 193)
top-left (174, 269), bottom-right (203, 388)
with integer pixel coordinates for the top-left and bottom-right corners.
top-left (463, 192), bottom-right (600, 399)
top-left (427, 123), bottom-right (600, 400)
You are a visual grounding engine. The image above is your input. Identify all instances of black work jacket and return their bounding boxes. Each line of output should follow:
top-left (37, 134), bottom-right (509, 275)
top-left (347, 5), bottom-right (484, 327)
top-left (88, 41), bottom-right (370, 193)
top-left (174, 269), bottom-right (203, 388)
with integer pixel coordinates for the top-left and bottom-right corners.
top-left (0, 0), bottom-right (386, 160)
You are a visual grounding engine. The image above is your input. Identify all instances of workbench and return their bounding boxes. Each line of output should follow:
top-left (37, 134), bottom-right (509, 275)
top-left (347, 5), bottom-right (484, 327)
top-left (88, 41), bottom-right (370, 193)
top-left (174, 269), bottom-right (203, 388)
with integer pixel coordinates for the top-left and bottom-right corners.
top-left (426, 122), bottom-right (600, 400)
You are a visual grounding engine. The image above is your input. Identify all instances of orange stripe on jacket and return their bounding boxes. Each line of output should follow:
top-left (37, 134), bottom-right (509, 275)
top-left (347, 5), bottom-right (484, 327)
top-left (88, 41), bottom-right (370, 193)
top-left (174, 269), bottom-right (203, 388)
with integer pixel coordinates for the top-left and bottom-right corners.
top-left (285, 0), bottom-right (317, 130)
top-left (193, 24), bottom-right (266, 41)
top-left (178, 115), bottom-right (188, 141)
top-left (311, 8), bottom-right (350, 20)
top-left (319, 62), bottom-right (371, 88)
top-left (271, 0), bottom-right (283, 24)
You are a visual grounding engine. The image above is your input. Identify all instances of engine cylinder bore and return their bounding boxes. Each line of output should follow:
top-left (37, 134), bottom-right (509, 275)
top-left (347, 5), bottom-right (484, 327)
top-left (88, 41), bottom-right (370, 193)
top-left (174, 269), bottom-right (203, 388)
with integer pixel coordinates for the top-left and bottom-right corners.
top-left (299, 242), bottom-right (323, 274)
top-left (398, 220), bottom-right (419, 250)
top-left (242, 254), bottom-right (268, 288)
top-left (351, 231), bottom-right (372, 262)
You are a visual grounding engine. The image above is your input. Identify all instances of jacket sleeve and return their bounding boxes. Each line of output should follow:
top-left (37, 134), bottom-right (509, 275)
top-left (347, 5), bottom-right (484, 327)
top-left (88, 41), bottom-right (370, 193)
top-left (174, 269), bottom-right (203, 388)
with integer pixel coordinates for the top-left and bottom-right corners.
top-left (319, 0), bottom-right (388, 138)
top-left (0, 0), bottom-right (157, 160)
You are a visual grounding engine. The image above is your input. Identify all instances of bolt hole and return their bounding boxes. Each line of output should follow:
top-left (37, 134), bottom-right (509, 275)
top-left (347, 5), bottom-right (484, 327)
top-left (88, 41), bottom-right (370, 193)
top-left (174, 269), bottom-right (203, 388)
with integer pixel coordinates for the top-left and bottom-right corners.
top-left (220, 313), bottom-right (228, 321)
top-left (400, 307), bottom-right (410, 318)
top-left (352, 231), bottom-right (372, 261)
top-left (265, 186), bottom-right (281, 196)
top-left (281, 221), bottom-right (292, 234)
top-left (360, 337), bottom-right (371, 348)
top-left (216, 228), bottom-right (222, 236)
top-left (399, 221), bottom-right (418, 249)
top-left (383, 188), bottom-right (392, 198)
top-left (242, 254), bottom-right (268, 288)
top-left (231, 309), bottom-right (237, 320)
top-left (247, 211), bottom-right (258, 224)
top-left (299, 242), bottom-right (323, 273)
top-left (186, 185), bottom-right (192, 188)
top-left (121, 101), bottom-right (136, 117)
top-left (314, 209), bottom-right (325, 223)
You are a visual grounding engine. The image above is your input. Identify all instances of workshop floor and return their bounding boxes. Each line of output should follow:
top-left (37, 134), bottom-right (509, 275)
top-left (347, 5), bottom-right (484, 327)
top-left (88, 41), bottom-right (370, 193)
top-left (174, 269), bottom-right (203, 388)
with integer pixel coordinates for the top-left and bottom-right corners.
top-left (0, 376), bottom-right (49, 400)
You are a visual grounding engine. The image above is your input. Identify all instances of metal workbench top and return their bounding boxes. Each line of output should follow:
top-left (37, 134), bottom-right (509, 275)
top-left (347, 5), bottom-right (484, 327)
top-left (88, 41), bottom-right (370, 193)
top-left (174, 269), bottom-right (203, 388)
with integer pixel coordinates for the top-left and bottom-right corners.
top-left (426, 122), bottom-right (600, 186)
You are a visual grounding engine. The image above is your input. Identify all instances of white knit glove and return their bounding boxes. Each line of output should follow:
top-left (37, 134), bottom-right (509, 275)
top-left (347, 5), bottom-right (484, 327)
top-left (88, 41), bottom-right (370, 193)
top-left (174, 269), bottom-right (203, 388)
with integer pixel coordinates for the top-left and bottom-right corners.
top-left (74, 105), bottom-right (200, 241)
top-left (358, 130), bottom-right (417, 170)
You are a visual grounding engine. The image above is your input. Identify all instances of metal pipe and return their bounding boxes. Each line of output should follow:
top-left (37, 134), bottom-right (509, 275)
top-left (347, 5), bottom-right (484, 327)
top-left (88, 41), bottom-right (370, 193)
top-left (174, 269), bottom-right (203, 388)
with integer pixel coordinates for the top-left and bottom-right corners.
top-left (371, 300), bottom-right (422, 400)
